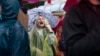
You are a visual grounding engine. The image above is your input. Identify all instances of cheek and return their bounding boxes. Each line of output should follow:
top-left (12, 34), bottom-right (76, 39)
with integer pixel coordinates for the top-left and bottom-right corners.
top-left (36, 21), bottom-right (40, 25)
top-left (37, 20), bottom-right (40, 23)
top-left (41, 19), bottom-right (45, 22)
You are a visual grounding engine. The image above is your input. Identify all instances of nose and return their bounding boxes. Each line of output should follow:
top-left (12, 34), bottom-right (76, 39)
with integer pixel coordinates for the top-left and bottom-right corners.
top-left (39, 16), bottom-right (43, 19)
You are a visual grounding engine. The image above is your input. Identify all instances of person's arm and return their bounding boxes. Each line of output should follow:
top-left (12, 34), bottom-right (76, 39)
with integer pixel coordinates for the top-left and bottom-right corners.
top-left (63, 7), bottom-right (100, 55)
top-left (44, 19), bottom-right (57, 45)
top-left (9, 23), bottom-right (30, 56)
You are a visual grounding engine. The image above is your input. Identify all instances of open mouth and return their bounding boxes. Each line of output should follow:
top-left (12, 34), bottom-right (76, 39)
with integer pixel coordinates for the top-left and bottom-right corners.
top-left (40, 22), bottom-right (44, 24)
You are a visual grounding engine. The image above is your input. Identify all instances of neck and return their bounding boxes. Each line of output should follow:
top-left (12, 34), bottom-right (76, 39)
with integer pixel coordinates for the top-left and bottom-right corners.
top-left (89, 0), bottom-right (100, 5)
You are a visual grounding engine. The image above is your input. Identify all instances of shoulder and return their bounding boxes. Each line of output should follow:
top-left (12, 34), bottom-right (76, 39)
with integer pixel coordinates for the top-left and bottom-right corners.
top-left (67, 2), bottom-right (88, 14)
top-left (67, 5), bottom-right (82, 15)
top-left (64, 4), bottom-right (85, 24)
top-left (65, 4), bottom-right (85, 19)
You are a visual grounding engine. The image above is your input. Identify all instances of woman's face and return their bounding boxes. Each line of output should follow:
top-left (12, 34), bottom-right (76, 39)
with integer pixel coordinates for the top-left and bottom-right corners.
top-left (36, 16), bottom-right (45, 28)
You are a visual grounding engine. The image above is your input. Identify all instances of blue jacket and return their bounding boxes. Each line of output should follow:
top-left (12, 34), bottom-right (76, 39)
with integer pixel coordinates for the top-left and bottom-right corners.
top-left (0, 0), bottom-right (30, 56)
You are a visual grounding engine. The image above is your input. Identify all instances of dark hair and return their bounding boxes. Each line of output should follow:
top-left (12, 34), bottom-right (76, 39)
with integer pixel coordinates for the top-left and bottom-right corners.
top-left (79, 0), bottom-right (88, 4)
top-left (80, 0), bottom-right (88, 2)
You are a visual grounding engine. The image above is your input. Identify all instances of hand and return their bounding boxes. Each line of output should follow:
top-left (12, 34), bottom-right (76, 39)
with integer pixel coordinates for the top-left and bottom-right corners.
top-left (44, 19), bottom-right (53, 32)
top-left (34, 47), bottom-right (43, 56)
top-left (45, 24), bottom-right (53, 32)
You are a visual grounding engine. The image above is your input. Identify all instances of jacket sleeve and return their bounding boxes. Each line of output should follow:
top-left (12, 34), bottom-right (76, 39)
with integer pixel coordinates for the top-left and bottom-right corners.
top-left (62, 7), bottom-right (100, 56)
top-left (10, 22), bottom-right (30, 56)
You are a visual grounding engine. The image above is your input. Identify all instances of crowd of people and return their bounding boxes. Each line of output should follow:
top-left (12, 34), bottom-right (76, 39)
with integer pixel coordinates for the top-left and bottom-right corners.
top-left (0, 0), bottom-right (100, 56)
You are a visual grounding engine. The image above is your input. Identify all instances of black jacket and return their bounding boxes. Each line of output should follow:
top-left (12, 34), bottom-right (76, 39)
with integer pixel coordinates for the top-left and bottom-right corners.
top-left (62, 1), bottom-right (100, 56)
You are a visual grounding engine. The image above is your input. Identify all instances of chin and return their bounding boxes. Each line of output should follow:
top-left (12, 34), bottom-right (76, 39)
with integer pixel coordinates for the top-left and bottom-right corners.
top-left (40, 26), bottom-right (44, 28)
top-left (38, 25), bottom-right (45, 28)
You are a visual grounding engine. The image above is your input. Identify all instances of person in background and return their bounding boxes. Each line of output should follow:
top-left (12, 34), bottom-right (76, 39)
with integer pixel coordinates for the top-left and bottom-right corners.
top-left (28, 15), bottom-right (57, 56)
top-left (58, 0), bottom-right (79, 56)
top-left (52, 11), bottom-right (64, 56)
top-left (0, 0), bottom-right (30, 56)
top-left (55, 19), bottom-right (64, 56)
top-left (19, 0), bottom-right (28, 14)
top-left (62, 0), bottom-right (100, 56)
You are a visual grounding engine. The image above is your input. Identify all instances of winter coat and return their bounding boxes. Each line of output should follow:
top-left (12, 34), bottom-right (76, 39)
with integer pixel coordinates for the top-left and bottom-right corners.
top-left (62, 1), bottom-right (100, 56)
top-left (0, 0), bottom-right (30, 56)
top-left (28, 25), bottom-right (57, 56)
